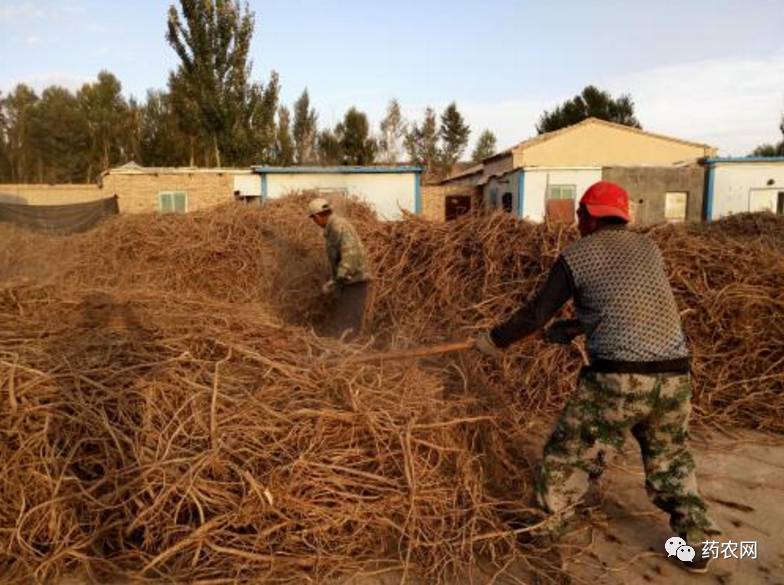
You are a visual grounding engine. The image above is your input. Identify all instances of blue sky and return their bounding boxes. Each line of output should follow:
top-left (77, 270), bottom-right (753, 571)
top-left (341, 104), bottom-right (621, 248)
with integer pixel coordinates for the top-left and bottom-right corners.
top-left (1, 0), bottom-right (783, 155)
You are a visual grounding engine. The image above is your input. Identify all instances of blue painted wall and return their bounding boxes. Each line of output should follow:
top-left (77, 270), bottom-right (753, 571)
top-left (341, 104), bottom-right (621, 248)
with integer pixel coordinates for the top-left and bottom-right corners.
top-left (704, 164), bottom-right (715, 222)
top-left (516, 170), bottom-right (526, 219)
top-left (414, 172), bottom-right (422, 214)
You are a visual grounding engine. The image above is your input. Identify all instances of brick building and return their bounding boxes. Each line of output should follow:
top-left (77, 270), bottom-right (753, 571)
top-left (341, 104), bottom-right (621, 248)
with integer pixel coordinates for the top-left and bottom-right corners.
top-left (435, 118), bottom-right (718, 225)
top-left (100, 163), bottom-right (253, 214)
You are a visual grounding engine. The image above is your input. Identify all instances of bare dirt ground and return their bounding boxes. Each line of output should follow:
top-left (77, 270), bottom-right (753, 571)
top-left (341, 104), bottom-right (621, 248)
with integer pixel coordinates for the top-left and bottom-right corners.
top-left (344, 426), bottom-right (784, 585)
top-left (58, 427), bottom-right (784, 585)
top-left (543, 426), bottom-right (784, 585)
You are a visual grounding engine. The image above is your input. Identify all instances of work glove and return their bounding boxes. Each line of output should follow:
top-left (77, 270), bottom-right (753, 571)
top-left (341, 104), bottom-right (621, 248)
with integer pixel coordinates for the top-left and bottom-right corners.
top-left (321, 280), bottom-right (336, 295)
top-left (544, 319), bottom-right (583, 345)
top-left (473, 331), bottom-right (502, 357)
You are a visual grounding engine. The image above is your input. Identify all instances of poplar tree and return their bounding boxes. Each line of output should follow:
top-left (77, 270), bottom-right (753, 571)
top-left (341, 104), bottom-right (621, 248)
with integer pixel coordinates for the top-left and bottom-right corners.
top-left (1, 85), bottom-right (38, 182)
top-left (336, 107), bottom-right (376, 165)
top-left (471, 129), bottom-right (497, 163)
top-left (317, 129), bottom-right (342, 165)
top-left (379, 99), bottom-right (406, 163)
top-left (404, 107), bottom-right (439, 175)
top-left (78, 71), bottom-right (131, 180)
top-left (274, 106), bottom-right (295, 165)
top-left (166, 0), bottom-right (271, 166)
top-left (28, 87), bottom-right (90, 183)
top-left (293, 89), bottom-right (318, 164)
top-left (439, 102), bottom-right (470, 169)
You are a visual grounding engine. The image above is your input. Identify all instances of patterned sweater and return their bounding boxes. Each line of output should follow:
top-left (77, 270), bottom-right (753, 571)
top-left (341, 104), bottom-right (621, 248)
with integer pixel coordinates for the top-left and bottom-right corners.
top-left (491, 226), bottom-right (689, 373)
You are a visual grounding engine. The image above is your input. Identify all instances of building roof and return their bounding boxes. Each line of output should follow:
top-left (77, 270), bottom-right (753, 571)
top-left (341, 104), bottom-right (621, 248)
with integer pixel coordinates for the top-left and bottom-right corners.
top-left (252, 165), bottom-right (424, 174)
top-left (106, 162), bottom-right (252, 175)
top-left (705, 156), bottom-right (784, 165)
top-left (482, 117), bottom-right (716, 163)
top-left (440, 163), bottom-right (484, 183)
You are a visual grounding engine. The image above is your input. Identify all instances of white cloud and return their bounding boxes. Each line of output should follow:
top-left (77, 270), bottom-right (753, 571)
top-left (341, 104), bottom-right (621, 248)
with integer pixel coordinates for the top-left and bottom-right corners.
top-left (1, 73), bottom-right (92, 94)
top-left (605, 53), bottom-right (784, 156)
top-left (0, 2), bottom-right (46, 20)
top-left (425, 53), bottom-right (784, 158)
top-left (24, 35), bottom-right (40, 46)
top-left (60, 2), bottom-right (85, 14)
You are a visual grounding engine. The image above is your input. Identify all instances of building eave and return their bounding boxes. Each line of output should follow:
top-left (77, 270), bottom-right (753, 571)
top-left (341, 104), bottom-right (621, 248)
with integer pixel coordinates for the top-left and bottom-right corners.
top-left (705, 156), bottom-right (784, 165)
top-left (252, 165), bottom-right (424, 174)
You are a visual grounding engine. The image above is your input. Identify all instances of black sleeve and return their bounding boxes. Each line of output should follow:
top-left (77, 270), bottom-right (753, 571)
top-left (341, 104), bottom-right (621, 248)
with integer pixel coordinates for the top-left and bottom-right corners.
top-left (490, 257), bottom-right (574, 349)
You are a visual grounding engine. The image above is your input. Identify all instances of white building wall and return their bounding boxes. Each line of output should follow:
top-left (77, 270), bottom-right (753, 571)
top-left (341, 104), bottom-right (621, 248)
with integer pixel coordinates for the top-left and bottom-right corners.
top-left (522, 168), bottom-right (602, 222)
top-left (710, 162), bottom-right (784, 219)
top-left (233, 173), bottom-right (261, 196)
top-left (265, 173), bottom-right (417, 220)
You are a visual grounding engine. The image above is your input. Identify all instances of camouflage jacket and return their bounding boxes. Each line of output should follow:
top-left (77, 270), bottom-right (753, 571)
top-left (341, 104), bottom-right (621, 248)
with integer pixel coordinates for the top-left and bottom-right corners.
top-left (324, 215), bottom-right (370, 285)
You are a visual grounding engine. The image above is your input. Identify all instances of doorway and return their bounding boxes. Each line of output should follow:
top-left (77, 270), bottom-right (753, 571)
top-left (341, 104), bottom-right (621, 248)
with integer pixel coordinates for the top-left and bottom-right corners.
top-left (445, 195), bottom-right (472, 221)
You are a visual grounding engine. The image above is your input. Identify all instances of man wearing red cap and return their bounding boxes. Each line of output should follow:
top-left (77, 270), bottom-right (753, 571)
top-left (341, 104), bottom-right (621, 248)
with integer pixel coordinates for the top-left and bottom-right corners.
top-left (474, 181), bottom-right (720, 573)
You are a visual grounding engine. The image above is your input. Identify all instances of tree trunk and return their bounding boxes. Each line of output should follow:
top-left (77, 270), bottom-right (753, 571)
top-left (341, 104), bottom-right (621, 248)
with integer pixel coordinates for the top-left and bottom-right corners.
top-left (103, 141), bottom-right (110, 173)
top-left (213, 134), bottom-right (221, 168)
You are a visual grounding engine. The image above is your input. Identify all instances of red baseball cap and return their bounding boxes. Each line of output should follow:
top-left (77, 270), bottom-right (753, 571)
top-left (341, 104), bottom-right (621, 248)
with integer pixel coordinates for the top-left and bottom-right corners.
top-left (580, 181), bottom-right (630, 222)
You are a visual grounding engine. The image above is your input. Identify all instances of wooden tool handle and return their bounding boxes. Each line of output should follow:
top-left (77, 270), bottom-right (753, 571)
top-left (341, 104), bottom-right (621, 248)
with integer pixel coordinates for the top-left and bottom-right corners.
top-left (342, 339), bottom-right (475, 365)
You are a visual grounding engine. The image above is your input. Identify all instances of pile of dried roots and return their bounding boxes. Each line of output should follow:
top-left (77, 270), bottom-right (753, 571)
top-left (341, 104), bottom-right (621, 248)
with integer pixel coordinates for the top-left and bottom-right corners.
top-left (1, 195), bottom-right (782, 583)
top-left (1, 287), bottom-right (550, 583)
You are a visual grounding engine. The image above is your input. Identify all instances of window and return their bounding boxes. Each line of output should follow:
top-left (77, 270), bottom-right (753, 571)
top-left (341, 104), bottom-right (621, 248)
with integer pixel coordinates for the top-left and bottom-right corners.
top-left (665, 192), bottom-right (688, 223)
top-left (547, 185), bottom-right (576, 200)
top-left (778, 192), bottom-right (784, 216)
top-left (445, 195), bottom-right (472, 221)
top-left (159, 191), bottom-right (188, 214)
top-left (502, 192), bottom-right (513, 213)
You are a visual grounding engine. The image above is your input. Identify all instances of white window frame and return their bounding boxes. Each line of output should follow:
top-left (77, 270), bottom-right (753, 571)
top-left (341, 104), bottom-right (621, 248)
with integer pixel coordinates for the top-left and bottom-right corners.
top-left (158, 191), bottom-right (188, 214)
top-left (546, 184), bottom-right (576, 200)
top-left (664, 191), bottom-right (688, 223)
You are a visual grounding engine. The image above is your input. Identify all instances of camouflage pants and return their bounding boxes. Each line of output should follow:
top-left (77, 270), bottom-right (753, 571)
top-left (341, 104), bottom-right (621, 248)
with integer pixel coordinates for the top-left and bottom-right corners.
top-left (536, 371), bottom-right (720, 543)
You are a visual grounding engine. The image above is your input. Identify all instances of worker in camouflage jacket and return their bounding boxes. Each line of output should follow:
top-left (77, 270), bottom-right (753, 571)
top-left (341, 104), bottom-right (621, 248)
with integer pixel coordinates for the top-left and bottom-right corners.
top-left (474, 181), bottom-right (721, 574)
top-left (308, 198), bottom-right (371, 339)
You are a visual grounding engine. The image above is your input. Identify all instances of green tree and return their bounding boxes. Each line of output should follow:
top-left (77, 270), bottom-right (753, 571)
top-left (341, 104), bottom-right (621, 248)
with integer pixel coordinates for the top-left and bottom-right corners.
top-left (379, 99), bottom-right (406, 163)
top-left (274, 106), bottom-right (295, 165)
top-left (167, 70), bottom-right (208, 166)
top-left (751, 115), bottom-right (784, 157)
top-left (124, 97), bottom-right (144, 165)
top-left (166, 0), bottom-right (263, 166)
top-left (139, 89), bottom-right (192, 167)
top-left (537, 85), bottom-right (641, 134)
top-left (471, 129), bottom-right (497, 163)
top-left (404, 107), bottom-right (439, 175)
top-left (246, 70), bottom-right (280, 163)
top-left (77, 71), bottom-right (132, 180)
top-left (2, 85), bottom-right (39, 182)
top-left (28, 86), bottom-right (90, 183)
top-left (752, 144), bottom-right (781, 157)
top-left (439, 102), bottom-right (470, 169)
top-left (293, 89), bottom-right (318, 164)
top-left (336, 107), bottom-right (376, 165)
top-left (317, 129), bottom-right (342, 165)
